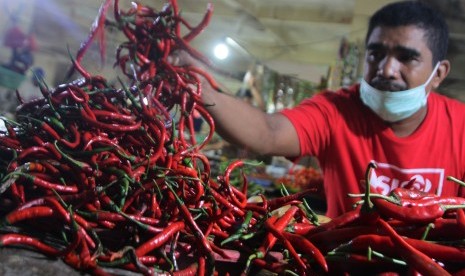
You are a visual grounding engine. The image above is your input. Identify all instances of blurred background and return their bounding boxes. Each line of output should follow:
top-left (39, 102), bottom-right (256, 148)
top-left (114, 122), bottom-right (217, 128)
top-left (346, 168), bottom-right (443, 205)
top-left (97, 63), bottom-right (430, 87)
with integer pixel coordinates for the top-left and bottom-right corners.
top-left (0, 0), bottom-right (464, 115)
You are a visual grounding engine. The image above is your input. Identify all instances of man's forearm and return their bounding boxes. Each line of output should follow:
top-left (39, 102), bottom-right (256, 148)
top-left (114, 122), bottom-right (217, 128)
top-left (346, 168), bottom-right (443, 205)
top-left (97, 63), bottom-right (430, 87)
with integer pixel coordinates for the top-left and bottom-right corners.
top-left (202, 90), bottom-right (267, 152)
top-left (201, 89), bottom-right (300, 156)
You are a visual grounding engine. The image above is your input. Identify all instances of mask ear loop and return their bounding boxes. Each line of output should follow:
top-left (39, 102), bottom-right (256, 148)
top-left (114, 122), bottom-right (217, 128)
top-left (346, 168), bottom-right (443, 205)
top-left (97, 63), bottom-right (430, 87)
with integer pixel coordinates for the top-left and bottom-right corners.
top-left (426, 62), bottom-right (441, 89)
top-left (424, 62), bottom-right (441, 99)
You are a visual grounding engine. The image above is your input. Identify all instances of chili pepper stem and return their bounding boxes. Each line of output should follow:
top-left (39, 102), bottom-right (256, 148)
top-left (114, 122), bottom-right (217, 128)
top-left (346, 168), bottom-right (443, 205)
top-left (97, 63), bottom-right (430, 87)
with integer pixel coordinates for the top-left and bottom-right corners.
top-left (370, 250), bottom-right (407, 266)
top-left (447, 176), bottom-right (465, 187)
top-left (443, 204), bottom-right (465, 211)
top-left (348, 193), bottom-right (399, 204)
top-left (302, 198), bottom-right (320, 226)
top-left (421, 223), bottom-right (435, 240)
top-left (283, 270), bottom-right (299, 276)
top-left (361, 161), bottom-right (378, 211)
top-left (243, 252), bottom-right (263, 275)
top-left (220, 211), bottom-right (253, 246)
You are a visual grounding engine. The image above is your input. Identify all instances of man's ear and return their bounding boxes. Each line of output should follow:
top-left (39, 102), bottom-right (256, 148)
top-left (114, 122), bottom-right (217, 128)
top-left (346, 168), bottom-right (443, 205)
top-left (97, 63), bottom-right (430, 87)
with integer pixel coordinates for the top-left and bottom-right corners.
top-left (432, 60), bottom-right (451, 89)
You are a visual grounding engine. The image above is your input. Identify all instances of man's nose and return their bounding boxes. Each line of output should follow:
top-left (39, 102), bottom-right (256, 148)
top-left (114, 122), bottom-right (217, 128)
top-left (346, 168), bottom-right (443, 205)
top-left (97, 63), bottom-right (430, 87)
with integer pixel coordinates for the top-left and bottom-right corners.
top-left (377, 57), bottom-right (400, 79)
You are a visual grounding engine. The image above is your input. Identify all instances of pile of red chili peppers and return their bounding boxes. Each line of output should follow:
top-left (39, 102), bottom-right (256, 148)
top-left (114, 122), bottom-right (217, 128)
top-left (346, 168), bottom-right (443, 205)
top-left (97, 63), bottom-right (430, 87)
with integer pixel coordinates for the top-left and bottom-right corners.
top-left (316, 163), bottom-right (465, 275)
top-left (1, 1), bottom-right (465, 275)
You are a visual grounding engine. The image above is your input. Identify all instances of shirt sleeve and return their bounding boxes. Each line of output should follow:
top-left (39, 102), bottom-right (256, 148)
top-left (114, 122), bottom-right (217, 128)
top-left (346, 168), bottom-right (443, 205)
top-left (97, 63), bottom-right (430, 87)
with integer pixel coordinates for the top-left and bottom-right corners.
top-left (280, 92), bottom-right (338, 157)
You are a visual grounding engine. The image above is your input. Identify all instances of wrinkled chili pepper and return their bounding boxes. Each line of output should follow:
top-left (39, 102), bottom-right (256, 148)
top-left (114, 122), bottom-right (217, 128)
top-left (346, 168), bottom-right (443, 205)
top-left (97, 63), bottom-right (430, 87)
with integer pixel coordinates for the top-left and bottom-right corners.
top-left (377, 218), bottom-right (451, 276)
top-left (372, 197), bottom-right (445, 224)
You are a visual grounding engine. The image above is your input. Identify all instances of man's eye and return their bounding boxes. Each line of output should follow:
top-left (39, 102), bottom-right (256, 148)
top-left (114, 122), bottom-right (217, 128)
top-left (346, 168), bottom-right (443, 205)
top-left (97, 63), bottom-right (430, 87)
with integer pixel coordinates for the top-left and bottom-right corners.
top-left (398, 54), bottom-right (417, 62)
top-left (367, 51), bottom-right (383, 62)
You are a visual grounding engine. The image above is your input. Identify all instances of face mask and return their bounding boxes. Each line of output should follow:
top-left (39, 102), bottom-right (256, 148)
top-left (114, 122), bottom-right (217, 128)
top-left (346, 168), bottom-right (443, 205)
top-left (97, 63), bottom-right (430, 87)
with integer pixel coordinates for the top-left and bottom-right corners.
top-left (360, 62), bottom-right (440, 122)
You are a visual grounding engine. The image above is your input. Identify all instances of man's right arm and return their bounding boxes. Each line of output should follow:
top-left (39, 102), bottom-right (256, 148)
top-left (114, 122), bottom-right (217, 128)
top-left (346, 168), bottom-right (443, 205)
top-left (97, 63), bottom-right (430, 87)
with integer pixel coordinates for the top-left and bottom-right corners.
top-left (201, 82), bottom-right (301, 157)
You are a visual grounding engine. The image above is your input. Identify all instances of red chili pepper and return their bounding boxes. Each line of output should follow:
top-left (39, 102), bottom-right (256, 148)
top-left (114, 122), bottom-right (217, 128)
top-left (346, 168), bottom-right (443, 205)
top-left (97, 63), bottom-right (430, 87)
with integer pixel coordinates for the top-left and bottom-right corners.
top-left (399, 196), bottom-right (465, 207)
top-left (264, 218), bottom-right (307, 273)
top-left (7, 183), bottom-right (24, 204)
top-left (0, 136), bottom-right (21, 149)
top-left (345, 233), bottom-right (465, 263)
top-left (308, 225), bottom-right (378, 254)
top-left (267, 188), bottom-right (318, 211)
top-left (391, 187), bottom-right (437, 199)
top-left (289, 222), bottom-right (316, 235)
top-left (256, 206), bottom-right (299, 259)
top-left (283, 232), bottom-right (328, 272)
top-left (336, 233), bottom-right (396, 256)
top-left (166, 183), bottom-right (214, 260)
top-left (395, 218), bottom-right (465, 241)
top-left (59, 123), bottom-right (81, 149)
top-left (81, 211), bottom-right (161, 231)
top-left (80, 108), bottom-right (142, 132)
top-left (92, 109), bottom-right (135, 124)
top-left (325, 252), bottom-right (406, 275)
top-left (244, 202), bottom-right (267, 215)
top-left (11, 171), bottom-right (78, 193)
top-left (21, 116), bottom-right (62, 141)
top-left (2, 206), bottom-right (54, 225)
top-left (457, 208), bottom-right (465, 232)
top-left (67, 0), bottom-right (112, 79)
top-left (209, 188), bottom-right (245, 217)
top-left (17, 146), bottom-right (53, 160)
top-left (251, 258), bottom-right (290, 274)
top-left (391, 187), bottom-right (465, 206)
top-left (5, 123), bottom-right (17, 138)
top-left (136, 221), bottom-right (185, 256)
top-left (46, 198), bottom-right (97, 250)
top-left (372, 197), bottom-right (445, 224)
top-left (53, 141), bottom-right (93, 173)
top-left (172, 262), bottom-right (199, 276)
top-left (305, 204), bottom-right (362, 237)
top-left (0, 233), bottom-right (60, 256)
top-left (377, 218), bottom-right (451, 276)
top-left (181, 4), bottom-right (213, 42)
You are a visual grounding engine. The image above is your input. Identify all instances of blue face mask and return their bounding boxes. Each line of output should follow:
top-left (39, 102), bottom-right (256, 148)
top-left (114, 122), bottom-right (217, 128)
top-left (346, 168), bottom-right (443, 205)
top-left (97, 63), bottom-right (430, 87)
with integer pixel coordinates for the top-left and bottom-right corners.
top-left (360, 62), bottom-right (440, 122)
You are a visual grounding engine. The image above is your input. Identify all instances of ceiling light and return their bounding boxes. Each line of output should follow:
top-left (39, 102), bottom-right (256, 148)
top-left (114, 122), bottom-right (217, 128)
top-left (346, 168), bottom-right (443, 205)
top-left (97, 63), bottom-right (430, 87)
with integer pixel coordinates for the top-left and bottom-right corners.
top-left (213, 43), bottom-right (229, 60)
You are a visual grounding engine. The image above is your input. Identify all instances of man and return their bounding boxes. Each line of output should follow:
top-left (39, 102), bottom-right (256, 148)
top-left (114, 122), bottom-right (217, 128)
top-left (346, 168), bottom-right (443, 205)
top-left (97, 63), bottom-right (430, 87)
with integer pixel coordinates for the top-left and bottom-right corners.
top-left (185, 1), bottom-right (465, 218)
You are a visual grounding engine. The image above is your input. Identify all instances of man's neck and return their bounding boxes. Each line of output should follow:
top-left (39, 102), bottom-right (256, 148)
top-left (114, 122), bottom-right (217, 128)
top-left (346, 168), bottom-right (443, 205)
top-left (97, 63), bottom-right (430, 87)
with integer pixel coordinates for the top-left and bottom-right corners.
top-left (388, 107), bottom-right (427, 137)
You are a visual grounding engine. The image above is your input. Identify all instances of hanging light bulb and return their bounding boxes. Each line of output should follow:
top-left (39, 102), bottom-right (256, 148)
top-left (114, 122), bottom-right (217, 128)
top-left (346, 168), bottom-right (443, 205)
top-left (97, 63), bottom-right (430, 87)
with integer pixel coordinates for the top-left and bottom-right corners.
top-left (213, 43), bottom-right (229, 60)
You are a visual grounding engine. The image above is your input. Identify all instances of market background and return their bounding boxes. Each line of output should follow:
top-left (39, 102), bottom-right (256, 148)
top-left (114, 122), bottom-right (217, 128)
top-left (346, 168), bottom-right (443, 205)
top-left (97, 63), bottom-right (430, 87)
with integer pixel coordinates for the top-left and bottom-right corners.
top-left (0, 0), bottom-right (464, 275)
top-left (1, 0), bottom-right (465, 107)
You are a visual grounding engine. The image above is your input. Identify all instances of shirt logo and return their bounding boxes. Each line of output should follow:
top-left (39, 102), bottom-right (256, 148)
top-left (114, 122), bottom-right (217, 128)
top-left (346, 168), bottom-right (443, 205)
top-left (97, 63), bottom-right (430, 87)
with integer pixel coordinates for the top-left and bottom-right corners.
top-left (368, 161), bottom-right (445, 195)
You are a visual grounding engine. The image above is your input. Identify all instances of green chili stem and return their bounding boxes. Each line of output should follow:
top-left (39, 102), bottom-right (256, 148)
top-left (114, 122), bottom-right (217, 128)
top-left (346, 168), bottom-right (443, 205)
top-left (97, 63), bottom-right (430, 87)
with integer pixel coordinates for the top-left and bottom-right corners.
top-left (370, 250), bottom-right (407, 266)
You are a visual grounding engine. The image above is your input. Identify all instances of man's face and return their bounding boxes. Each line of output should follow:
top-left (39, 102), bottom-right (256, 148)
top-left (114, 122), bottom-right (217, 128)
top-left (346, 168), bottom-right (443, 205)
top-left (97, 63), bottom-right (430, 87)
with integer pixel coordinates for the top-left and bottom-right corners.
top-left (363, 25), bottom-right (436, 92)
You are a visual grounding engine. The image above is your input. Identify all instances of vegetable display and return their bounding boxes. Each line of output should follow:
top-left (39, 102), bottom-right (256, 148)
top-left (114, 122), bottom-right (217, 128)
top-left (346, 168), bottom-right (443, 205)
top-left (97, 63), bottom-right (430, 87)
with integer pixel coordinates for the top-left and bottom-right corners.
top-left (0, 1), bottom-right (321, 275)
top-left (1, 1), bottom-right (465, 275)
top-left (275, 166), bottom-right (323, 193)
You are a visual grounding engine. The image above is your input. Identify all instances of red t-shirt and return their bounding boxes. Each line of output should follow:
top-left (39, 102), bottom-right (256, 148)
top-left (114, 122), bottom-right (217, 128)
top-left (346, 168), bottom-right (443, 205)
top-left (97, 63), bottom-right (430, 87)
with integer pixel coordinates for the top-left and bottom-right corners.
top-left (281, 84), bottom-right (465, 218)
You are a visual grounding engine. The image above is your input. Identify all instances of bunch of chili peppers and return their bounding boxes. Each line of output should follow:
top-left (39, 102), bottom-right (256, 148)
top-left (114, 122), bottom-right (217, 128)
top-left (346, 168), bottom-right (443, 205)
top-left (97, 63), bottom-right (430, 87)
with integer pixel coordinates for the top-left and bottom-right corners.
top-left (0, 1), bottom-right (325, 275)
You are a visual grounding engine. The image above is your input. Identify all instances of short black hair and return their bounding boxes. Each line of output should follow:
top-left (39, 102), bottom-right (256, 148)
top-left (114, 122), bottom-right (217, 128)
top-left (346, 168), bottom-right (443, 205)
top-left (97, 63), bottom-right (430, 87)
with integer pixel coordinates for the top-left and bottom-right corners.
top-left (366, 1), bottom-right (449, 64)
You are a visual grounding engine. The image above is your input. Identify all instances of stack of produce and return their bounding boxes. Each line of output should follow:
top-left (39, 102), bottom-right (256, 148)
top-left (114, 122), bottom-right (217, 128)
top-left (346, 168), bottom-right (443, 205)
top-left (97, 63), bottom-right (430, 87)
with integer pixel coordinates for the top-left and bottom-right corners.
top-left (1, 1), bottom-right (465, 275)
